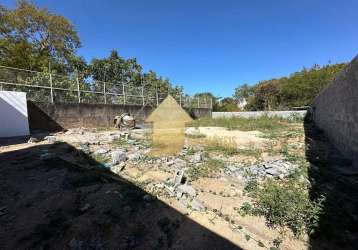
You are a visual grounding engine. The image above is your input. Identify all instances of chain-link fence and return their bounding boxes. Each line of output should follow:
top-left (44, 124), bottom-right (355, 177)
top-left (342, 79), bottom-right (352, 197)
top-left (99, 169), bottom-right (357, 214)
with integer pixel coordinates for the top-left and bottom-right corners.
top-left (0, 65), bottom-right (212, 109)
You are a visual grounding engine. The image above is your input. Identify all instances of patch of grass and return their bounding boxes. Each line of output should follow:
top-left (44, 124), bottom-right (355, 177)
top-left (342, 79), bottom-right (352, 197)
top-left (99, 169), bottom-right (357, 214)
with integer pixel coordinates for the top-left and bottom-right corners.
top-left (204, 140), bottom-right (262, 158)
top-left (189, 116), bottom-right (297, 133)
top-left (187, 158), bottom-right (225, 181)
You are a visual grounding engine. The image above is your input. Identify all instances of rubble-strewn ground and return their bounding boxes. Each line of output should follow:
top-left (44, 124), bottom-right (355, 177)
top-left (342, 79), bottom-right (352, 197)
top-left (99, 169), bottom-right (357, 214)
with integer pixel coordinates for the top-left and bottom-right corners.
top-left (0, 117), bottom-right (314, 249)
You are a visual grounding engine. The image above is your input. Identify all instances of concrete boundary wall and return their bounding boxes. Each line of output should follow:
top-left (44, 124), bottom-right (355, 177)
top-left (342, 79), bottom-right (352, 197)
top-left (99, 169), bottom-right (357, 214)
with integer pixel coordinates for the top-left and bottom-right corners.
top-left (311, 55), bottom-right (358, 161)
top-left (27, 102), bottom-right (211, 131)
top-left (212, 111), bottom-right (306, 119)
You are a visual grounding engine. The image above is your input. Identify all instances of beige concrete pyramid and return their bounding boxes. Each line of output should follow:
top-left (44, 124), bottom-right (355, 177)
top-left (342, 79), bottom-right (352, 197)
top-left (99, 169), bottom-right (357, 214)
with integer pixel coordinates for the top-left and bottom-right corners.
top-left (146, 95), bottom-right (193, 156)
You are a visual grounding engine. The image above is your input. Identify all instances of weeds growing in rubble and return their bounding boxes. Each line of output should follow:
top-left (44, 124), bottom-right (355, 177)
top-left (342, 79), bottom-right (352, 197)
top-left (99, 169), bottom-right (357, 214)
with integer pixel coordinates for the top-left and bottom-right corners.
top-left (241, 179), bottom-right (325, 237)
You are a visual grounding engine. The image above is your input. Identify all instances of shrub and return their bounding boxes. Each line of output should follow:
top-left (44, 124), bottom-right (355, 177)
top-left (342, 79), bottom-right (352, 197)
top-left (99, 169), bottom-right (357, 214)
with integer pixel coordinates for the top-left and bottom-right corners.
top-left (247, 179), bottom-right (325, 237)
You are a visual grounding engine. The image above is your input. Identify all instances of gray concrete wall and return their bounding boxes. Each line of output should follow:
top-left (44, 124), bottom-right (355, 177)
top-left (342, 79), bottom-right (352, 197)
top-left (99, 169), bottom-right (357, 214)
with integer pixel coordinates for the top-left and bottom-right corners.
top-left (27, 101), bottom-right (211, 131)
top-left (212, 111), bottom-right (306, 119)
top-left (311, 55), bottom-right (358, 161)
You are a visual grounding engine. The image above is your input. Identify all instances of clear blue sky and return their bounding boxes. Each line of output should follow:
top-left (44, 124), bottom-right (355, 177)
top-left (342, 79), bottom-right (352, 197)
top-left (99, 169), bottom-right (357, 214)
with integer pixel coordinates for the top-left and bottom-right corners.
top-left (2, 0), bottom-right (358, 97)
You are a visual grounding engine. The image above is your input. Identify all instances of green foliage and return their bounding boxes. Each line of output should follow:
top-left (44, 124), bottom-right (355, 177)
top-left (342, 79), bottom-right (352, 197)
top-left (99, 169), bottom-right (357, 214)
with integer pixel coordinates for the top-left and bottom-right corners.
top-left (237, 202), bottom-right (253, 217)
top-left (0, 0), bottom-right (81, 72)
top-left (236, 63), bottom-right (346, 111)
top-left (187, 158), bottom-right (225, 181)
top-left (247, 179), bottom-right (325, 237)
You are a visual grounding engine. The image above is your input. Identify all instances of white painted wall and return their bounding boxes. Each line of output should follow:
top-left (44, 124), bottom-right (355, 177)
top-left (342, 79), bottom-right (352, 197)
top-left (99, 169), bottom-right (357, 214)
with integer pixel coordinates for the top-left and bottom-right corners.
top-left (0, 91), bottom-right (30, 137)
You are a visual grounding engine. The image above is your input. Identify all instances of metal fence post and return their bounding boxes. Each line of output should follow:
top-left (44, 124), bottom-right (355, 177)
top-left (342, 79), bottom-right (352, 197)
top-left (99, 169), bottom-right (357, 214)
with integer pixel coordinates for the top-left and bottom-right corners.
top-left (76, 75), bottom-right (81, 103)
top-left (49, 72), bottom-right (54, 103)
top-left (141, 85), bottom-right (145, 106)
top-left (103, 82), bottom-right (107, 104)
top-left (156, 84), bottom-right (159, 107)
top-left (122, 83), bottom-right (126, 105)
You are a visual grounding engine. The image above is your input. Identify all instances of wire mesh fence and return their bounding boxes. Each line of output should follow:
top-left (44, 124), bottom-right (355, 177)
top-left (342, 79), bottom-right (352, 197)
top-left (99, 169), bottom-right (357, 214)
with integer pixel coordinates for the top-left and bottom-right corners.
top-left (0, 65), bottom-right (212, 109)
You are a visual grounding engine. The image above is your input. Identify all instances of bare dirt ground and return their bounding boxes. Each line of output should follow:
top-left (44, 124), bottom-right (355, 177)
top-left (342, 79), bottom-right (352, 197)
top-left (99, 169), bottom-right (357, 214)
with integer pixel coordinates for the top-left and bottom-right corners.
top-left (0, 123), bottom-right (309, 250)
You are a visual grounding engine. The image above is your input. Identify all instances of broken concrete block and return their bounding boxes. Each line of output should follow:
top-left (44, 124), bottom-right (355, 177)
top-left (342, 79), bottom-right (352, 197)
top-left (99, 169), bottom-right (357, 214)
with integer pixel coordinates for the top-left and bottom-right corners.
top-left (27, 137), bottom-right (40, 143)
top-left (177, 184), bottom-right (196, 197)
top-left (44, 135), bottom-right (57, 144)
top-left (111, 150), bottom-right (127, 164)
top-left (191, 198), bottom-right (205, 212)
top-left (173, 170), bottom-right (185, 185)
top-left (94, 148), bottom-right (109, 155)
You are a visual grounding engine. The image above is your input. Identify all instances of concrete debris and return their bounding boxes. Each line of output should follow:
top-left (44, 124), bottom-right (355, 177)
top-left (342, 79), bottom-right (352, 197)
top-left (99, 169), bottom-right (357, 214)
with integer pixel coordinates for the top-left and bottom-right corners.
top-left (65, 127), bottom-right (86, 135)
top-left (94, 148), bottom-right (109, 155)
top-left (177, 184), bottom-right (196, 197)
top-left (191, 198), bottom-right (205, 212)
top-left (79, 143), bottom-right (90, 154)
top-left (174, 158), bottom-right (187, 169)
top-left (189, 152), bottom-right (203, 163)
top-left (111, 150), bottom-right (127, 164)
top-left (173, 170), bottom-right (185, 185)
top-left (44, 135), bottom-right (57, 144)
top-left (225, 160), bottom-right (298, 180)
top-left (27, 137), bottom-right (40, 143)
top-left (127, 152), bottom-right (142, 161)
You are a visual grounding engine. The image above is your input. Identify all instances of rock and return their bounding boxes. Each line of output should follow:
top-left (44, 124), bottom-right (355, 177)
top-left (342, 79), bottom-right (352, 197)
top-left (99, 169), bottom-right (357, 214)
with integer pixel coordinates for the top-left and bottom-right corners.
top-left (177, 184), bottom-right (196, 197)
top-left (166, 160), bottom-right (175, 166)
top-left (265, 167), bottom-right (280, 176)
top-left (174, 158), bottom-right (187, 168)
top-left (94, 148), bottom-right (109, 155)
top-left (88, 139), bottom-right (100, 145)
top-left (191, 198), bottom-right (205, 212)
top-left (190, 152), bottom-right (203, 163)
top-left (27, 137), bottom-right (40, 143)
top-left (127, 152), bottom-right (142, 161)
top-left (164, 184), bottom-right (176, 197)
top-left (112, 150), bottom-right (127, 164)
top-left (79, 143), bottom-right (90, 154)
top-left (44, 135), bottom-right (57, 144)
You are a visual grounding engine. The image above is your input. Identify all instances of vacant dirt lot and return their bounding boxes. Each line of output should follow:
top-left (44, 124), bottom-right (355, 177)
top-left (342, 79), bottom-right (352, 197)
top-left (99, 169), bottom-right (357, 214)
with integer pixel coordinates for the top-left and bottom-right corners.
top-left (0, 118), bottom-right (312, 250)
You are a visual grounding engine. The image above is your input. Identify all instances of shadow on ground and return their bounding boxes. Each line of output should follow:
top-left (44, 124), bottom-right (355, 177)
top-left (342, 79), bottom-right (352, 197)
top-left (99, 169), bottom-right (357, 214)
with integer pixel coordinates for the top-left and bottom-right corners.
top-left (0, 141), bottom-right (241, 249)
top-left (304, 110), bottom-right (358, 250)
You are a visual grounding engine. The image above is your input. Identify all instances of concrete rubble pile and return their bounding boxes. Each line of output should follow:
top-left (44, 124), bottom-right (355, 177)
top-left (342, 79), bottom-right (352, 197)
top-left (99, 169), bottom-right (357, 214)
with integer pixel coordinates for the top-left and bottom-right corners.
top-left (162, 170), bottom-right (205, 212)
top-left (225, 159), bottom-right (298, 180)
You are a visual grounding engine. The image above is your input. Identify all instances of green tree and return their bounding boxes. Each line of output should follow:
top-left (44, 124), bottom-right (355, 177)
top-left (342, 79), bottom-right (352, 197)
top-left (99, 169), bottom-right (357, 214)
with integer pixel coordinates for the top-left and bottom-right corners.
top-left (0, 0), bottom-right (81, 72)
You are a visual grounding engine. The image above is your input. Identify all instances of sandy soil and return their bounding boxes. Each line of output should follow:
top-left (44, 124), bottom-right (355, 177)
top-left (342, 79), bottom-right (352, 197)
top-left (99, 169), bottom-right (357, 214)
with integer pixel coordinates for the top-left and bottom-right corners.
top-left (0, 126), bottom-right (309, 250)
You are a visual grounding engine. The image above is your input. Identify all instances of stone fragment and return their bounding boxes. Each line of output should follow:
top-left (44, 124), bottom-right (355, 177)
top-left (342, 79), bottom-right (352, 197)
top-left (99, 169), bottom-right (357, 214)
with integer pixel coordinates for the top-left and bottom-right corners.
top-left (177, 184), bottom-right (196, 197)
top-left (94, 148), bottom-right (109, 155)
top-left (173, 170), bottom-right (185, 185)
top-left (44, 135), bottom-right (57, 144)
top-left (191, 198), bottom-right (205, 212)
top-left (111, 150), bottom-right (127, 164)
top-left (27, 137), bottom-right (40, 143)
